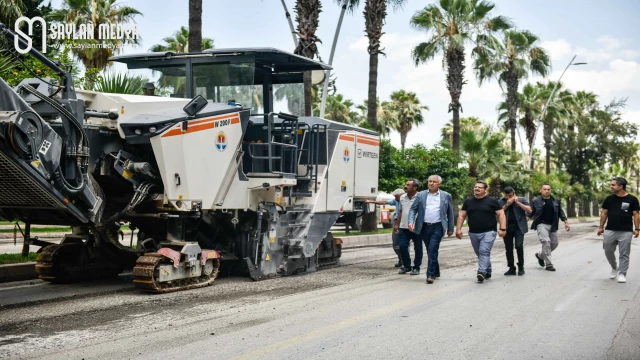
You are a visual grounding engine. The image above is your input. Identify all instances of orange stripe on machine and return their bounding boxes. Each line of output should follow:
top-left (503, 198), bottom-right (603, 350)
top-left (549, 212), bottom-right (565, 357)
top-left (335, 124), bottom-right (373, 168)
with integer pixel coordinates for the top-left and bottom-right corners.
top-left (357, 138), bottom-right (379, 146)
top-left (162, 114), bottom-right (240, 138)
top-left (339, 134), bottom-right (355, 142)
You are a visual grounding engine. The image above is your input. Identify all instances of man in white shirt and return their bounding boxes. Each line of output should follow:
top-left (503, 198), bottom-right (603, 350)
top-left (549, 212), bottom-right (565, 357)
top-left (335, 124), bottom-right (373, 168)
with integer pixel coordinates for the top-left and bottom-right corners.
top-left (394, 179), bottom-right (422, 274)
top-left (408, 175), bottom-right (455, 283)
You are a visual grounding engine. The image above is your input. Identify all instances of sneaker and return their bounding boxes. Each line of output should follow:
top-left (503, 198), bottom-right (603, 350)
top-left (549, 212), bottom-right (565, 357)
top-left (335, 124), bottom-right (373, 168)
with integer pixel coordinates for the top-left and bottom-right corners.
top-left (394, 261), bottom-right (402, 268)
top-left (545, 265), bottom-right (556, 272)
top-left (477, 273), bottom-right (485, 283)
top-left (518, 266), bottom-right (525, 276)
top-left (618, 273), bottom-right (626, 283)
top-left (610, 268), bottom-right (618, 279)
top-left (410, 268), bottom-right (420, 275)
top-left (426, 277), bottom-right (435, 284)
top-left (398, 267), bottom-right (411, 274)
top-left (535, 253), bottom-right (545, 267)
top-left (485, 273), bottom-right (492, 279)
top-left (504, 267), bottom-right (517, 276)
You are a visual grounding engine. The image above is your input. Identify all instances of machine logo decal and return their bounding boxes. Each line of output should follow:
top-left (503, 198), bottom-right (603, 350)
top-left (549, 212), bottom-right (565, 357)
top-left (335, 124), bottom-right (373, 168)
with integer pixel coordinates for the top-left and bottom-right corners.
top-left (343, 147), bottom-right (350, 163)
top-left (215, 131), bottom-right (227, 151)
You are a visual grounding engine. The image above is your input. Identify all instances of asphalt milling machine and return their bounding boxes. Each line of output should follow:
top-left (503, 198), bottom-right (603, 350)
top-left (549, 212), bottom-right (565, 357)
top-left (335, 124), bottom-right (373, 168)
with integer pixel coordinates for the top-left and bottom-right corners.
top-left (0, 24), bottom-right (380, 293)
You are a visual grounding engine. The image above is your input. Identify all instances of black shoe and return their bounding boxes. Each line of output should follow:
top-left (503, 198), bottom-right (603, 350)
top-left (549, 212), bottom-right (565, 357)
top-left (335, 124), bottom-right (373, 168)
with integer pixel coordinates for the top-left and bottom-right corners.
top-left (545, 265), bottom-right (556, 272)
top-left (504, 267), bottom-right (517, 276)
top-left (518, 266), bottom-right (525, 276)
top-left (485, 273), bottom-right (492, 279)
top-left (410, 268), bottom-right (420, 275)
top-left (477, 273), bottom-right (485, 283)
top-left (398, 267), bottom-right (411, 274)
top-left (394, 261), bottom-right (402, 268)
top-left (535, 253), bottom-right (545, 267)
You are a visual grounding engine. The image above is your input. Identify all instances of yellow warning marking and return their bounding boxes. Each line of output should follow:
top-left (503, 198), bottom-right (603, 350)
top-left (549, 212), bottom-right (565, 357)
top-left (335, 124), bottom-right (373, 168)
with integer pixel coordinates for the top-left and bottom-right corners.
top-left (178, 195), bottom-right (183, 200)
top-left (122, 169), bottom-right (133, 179)
top-left (341, 180), bottom-right (346, 186)
top-left (269, 237), bottom-right (275, 243)
top-left (297, 129), bottom-right (303, 134)
top-left (120, 106), bottom-right (125, 114)
top-left (276, 196), bottom-right (282, 204)
top-left (31, 160), bottom-right (40, 168)
top-left (265, 253), bottom-right (271, 261)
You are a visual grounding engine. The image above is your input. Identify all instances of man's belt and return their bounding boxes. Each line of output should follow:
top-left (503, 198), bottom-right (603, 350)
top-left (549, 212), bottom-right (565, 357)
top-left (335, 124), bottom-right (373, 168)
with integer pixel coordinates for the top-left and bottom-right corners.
top-left (424, 221), bottom-right (441, 226)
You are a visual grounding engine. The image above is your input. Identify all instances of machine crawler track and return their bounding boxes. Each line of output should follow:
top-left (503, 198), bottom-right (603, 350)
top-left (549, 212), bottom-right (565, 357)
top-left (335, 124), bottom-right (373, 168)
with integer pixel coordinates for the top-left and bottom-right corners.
top-left (35, 243), bottom-right (123, 283)
top-left (132, 254), bottom-right (220, 293)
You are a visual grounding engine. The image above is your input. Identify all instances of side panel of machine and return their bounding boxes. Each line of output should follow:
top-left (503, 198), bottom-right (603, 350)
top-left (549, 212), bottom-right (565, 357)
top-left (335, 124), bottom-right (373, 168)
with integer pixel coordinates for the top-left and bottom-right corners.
top-left (151, 112), bottom-right (242, 209)
top-left (326, 132), bottom-right (356, 211)
top-left (354, 134), bottom-right (380, 197)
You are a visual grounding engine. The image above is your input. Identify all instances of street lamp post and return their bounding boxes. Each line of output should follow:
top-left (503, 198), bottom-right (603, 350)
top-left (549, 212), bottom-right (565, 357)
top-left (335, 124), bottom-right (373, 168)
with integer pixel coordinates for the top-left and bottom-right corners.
top-left (527, 55), bottom-right (587, 170)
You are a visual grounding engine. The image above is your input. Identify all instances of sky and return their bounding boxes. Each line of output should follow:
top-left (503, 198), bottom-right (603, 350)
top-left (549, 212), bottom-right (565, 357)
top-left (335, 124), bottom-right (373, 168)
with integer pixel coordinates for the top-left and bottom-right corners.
top-left (48, 0), bottom-right (640, 150)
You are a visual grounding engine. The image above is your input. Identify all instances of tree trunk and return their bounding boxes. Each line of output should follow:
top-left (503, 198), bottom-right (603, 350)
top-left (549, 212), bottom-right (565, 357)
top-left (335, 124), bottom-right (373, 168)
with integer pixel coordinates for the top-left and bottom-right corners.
top-left (505, 71), bottom-right (519, 151)
top-left (446, 47), bottom-right (465, 153)
top-left (545, 143), bottom-right (551, 175)
top-left (567, 197), bottom-right (577, 218)
top-left (188, 0), bottom-right (203, 52)
top-left (303, 71), bottom-right (312, 116)
top-left (452, 106), bottom-right (460, 152)
top-left (579, 199), bottom-right (589, 217)
top-left (360, 212), bottom-right (378, 232)
top-left (592, 201), bottom-right (600, 217)
top-left (367, 52), bottom-right (378, 129)
top-left (400, 131), bottom-right (407, 151)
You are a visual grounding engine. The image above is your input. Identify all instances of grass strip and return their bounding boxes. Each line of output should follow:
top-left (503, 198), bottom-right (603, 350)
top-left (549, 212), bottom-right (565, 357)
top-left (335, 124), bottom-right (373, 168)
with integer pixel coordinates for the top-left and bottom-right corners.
top-left (0, 252), bottom-right (38, 265)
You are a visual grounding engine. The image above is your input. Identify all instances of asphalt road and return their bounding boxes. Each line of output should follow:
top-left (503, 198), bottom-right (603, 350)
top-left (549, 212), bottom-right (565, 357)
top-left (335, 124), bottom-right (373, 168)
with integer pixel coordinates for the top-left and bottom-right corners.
top-left (1, 220), bottom-right (639, 360)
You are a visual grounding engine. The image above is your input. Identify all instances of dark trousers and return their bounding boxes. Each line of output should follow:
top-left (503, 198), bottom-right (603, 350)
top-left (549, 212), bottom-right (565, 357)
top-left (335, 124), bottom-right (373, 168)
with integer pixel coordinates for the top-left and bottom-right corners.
top-left (421, 223), bottom-right (444, 277)
top-left (503, 225), bottom-right (524, 268)
top-left (398, 228), bottom-right (422, 270)
top-left (392, 231), bottom-right (401, 262)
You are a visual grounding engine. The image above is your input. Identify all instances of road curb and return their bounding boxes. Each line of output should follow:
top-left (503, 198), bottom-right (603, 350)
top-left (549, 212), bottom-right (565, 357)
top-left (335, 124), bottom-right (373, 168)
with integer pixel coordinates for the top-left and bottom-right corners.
top-left (0, 262), bottom-right (36, 283)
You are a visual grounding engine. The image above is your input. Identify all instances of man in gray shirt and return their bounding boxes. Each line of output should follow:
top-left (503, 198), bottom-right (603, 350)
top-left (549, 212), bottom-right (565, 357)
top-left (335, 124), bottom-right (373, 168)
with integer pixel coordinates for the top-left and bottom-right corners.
top-left (394, 179), bottom-right (422, 275)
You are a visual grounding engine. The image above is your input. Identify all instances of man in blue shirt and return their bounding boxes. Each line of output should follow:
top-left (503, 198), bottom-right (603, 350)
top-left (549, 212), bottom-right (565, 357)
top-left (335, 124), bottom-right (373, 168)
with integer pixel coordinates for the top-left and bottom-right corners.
top-left (367, 189), bottom-right (405, 267)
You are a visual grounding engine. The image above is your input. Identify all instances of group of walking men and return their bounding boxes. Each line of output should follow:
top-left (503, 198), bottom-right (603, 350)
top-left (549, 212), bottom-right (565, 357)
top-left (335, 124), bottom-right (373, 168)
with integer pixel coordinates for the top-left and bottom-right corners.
top-left (370, 175), bottom-right (636, 284)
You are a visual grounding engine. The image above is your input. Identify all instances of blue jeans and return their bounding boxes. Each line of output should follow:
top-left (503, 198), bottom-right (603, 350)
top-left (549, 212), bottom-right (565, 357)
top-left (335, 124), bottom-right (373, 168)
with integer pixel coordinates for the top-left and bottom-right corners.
top-left (420, 223), bottom-right (443, 277)
top-left (469, 231), bottom-right (497, 275)
top-left (398, 228), bottom-right (422, 270)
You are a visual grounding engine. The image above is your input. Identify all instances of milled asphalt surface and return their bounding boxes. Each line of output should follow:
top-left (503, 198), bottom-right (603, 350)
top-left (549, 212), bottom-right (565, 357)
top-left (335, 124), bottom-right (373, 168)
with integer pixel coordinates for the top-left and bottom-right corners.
top-left (0, 220), bottom-right (639, 359)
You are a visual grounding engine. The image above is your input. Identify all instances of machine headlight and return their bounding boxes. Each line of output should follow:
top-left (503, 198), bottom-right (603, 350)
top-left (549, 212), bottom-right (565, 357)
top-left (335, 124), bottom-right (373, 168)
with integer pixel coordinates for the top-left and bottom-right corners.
top-left (134, 129), bottom-right (142, 135)
top-left (149, 127), bottom-right (156, 133)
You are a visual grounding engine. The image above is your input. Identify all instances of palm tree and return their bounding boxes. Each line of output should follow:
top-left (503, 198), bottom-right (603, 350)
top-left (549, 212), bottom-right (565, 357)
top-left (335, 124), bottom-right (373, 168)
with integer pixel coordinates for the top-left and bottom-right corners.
top-left (517, 83), bottom-right (544, 162)
top-left (473, 29), bottom-right (551, 151)
top-left (47, 0), bottom-right (142, 70)
top-left (94, 72), bottom-right (148, 94)
top-left (149, 26), bottom-right (214, 53)
top-left (460, 127), bottom-right (521, 197)
top-left (293, 0), bottom-right (322, 116)
top-left (357, 98), bottom-right (397, 137)
top-left (312, 93), bottom-right (355, 123)
top-left (341, 0), bottom-right (406, 130)
top-left (0, 0), bottom-right (24, 25)
top-left (411, 0), bottom-right (511, 152)
top-left (537, 81), bottom-right (574, 174)
top-left (441, 116), bottom-right (484, 144)
top-left (460, 128), bottom-right (506, 179)
top-left (188, 0), bottom-right (202, 52)
top-left (388, 90), bottom-right (428, 150)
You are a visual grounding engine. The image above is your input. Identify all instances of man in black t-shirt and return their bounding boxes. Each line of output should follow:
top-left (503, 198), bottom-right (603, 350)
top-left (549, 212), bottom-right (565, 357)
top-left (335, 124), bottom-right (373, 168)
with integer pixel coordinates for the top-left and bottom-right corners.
top-left (456, 180), bottom-right (506, 283)
top-left (597, 177), bottom-right (640, 283)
